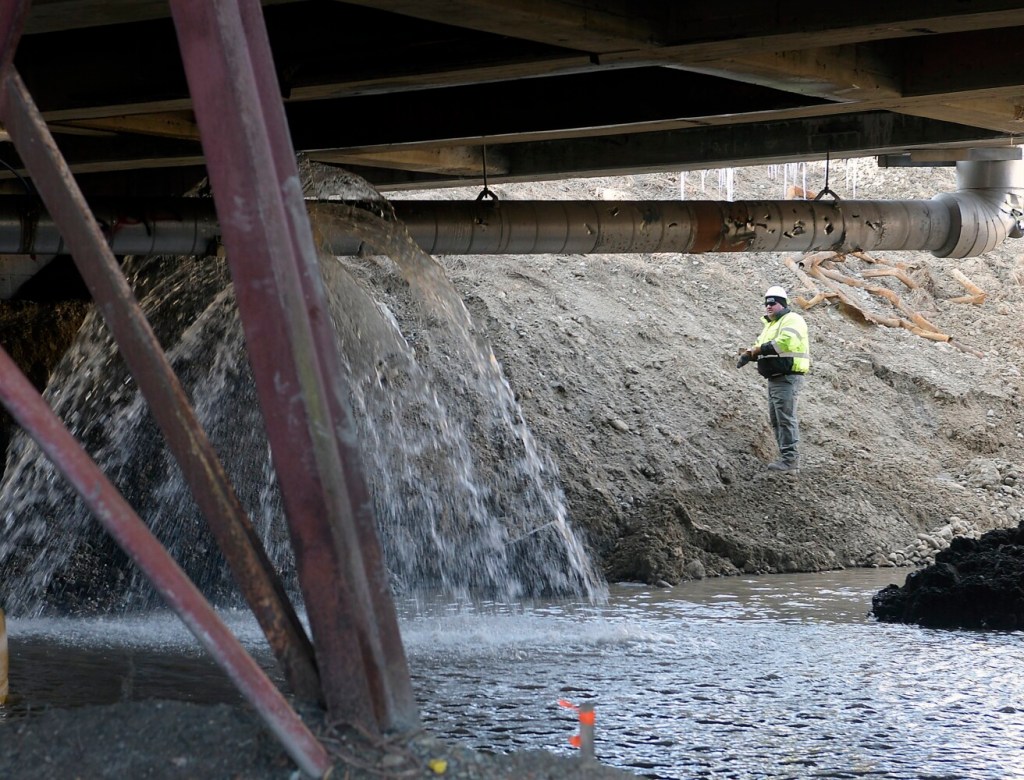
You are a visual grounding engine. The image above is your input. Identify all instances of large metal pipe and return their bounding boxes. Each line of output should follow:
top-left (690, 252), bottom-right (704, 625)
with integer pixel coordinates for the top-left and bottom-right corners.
top-left (0, 160), bottom-right (1020, 259)
top-left (385, 160), bottom-right (1023, 259)
top-left (0, 197), bottom-right (221, 256)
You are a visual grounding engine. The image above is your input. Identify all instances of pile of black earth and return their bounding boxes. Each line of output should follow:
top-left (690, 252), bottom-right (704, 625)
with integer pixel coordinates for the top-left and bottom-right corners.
top-left (872, 521), bottom-right (1024, 630)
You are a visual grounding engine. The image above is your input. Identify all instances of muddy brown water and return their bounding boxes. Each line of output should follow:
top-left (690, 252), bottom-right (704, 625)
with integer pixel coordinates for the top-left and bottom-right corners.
top-left (3, 569), bottom-right (1022, 779)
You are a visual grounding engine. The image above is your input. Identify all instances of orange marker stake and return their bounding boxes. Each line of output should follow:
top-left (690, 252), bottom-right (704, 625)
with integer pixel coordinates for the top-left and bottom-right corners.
top-left (558, 699), bottom-right (596, 762)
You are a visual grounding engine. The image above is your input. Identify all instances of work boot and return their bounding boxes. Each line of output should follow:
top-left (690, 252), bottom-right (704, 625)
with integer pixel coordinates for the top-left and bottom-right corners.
top-left (766, 460), bottom-right (799, 473)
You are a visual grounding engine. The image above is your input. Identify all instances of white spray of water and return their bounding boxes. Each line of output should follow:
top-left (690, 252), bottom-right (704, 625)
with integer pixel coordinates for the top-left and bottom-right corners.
top-left (0, 177), bottom-right (607, 615)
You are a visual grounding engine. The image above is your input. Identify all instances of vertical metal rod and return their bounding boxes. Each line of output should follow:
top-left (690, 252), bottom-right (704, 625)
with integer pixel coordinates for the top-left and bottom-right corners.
top-left (0, 8), bottom-right (320, 703)
top-left (0, 345), bottom-right (332, 778)
top-left (235, 0), bottom-right (418, 733)
top-left (170, 0), bottom-right (417, 732)
top-left (578, 703), bottom-right (596, 763)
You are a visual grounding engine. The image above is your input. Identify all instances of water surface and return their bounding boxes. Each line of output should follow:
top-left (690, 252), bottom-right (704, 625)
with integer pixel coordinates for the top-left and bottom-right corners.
top-left (5, 569), bottom-right (1023, 779)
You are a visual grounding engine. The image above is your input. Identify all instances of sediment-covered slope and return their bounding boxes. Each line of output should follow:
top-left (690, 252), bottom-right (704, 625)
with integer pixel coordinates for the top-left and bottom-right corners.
top-left (3, 160), bottom-right (1023, 612)
top-left (400, 160), bottom-right (1024, 587)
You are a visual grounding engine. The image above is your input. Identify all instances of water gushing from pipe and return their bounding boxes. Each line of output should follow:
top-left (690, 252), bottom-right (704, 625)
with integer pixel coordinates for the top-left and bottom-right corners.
top-left (0, 187), bottom-right (606, 615)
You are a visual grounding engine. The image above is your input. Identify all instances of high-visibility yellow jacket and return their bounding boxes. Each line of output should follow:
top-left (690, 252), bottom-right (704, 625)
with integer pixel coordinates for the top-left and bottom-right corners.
top-left (753, 308), bottom-right (810, 377)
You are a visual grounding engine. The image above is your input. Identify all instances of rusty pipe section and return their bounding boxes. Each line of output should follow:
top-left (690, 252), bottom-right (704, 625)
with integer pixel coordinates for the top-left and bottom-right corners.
top-left (0, 161), bottom-right (1020, 259)
top-left (392, 197), bottom-right (960, 255)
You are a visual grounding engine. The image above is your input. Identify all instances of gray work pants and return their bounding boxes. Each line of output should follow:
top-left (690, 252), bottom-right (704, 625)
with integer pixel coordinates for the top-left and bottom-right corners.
top-left (767, 374), bottom-right (805, 465)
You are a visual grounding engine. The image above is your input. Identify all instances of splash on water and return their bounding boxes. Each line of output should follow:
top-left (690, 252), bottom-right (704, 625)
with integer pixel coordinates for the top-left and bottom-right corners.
top-left (0, 167), bottom-right (606, 616)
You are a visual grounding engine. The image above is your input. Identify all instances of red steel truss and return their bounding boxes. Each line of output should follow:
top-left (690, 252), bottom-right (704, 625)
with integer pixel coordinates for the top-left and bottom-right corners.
top-left (0, 1), bottom-right (419, 775)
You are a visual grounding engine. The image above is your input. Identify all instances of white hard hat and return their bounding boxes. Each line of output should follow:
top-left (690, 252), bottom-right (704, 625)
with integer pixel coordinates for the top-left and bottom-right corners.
top-left (765, 286), bottom-right (787, 300)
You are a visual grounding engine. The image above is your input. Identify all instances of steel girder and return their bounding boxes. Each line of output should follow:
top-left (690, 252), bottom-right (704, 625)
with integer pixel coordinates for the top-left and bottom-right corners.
top-left (0, 0), bottom-right (421, 775)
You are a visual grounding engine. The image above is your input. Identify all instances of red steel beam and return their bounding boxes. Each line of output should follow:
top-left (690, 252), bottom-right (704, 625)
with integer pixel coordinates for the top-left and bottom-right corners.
top-left (0, 344), bottom-right (332, 778)
top-left (0, 2), bottom-right (24, 73)
top-left (0, 2), bottom-right (321, 703)
top-left (169, 0), bottom-right (418, 733)
top-left (234, 0), bottom-right (418, 731)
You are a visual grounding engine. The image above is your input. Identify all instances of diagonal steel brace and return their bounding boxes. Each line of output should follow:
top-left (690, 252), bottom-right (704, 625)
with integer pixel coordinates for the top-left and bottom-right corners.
top-left (169, 0), bottom-right (418, 733)
top-left (0, 342), bottom-right (332, 778)
top-left (0, 2), bottom-right (321, 703)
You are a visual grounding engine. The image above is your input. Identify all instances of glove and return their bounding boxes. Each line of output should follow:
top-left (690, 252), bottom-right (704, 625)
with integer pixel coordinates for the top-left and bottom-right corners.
top-left (736, 351), bottom-right (753, 369)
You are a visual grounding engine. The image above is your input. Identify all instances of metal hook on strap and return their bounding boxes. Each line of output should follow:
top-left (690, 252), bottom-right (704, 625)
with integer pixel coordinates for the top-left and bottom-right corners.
top-left (476, 143), bottom-right (499, 203)
top-left (813, 150), bottom-right (841, 201)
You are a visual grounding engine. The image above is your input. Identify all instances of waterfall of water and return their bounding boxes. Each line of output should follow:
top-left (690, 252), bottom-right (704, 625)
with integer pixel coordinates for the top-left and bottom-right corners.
top-left (0, 174), bottom-right (606, 615)
top-left (0, 257), bottom-right (278, 614)
top-left (309, 203), bottom-right (604, 603)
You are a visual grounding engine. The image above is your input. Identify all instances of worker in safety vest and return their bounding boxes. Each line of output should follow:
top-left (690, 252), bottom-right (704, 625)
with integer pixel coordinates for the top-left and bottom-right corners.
top-left (736, 286), bottom-right (810, 472)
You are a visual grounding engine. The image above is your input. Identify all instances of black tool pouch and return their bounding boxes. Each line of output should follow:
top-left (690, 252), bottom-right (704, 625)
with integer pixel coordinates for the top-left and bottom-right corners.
top-left (757, 356), bottom-right (794, 377)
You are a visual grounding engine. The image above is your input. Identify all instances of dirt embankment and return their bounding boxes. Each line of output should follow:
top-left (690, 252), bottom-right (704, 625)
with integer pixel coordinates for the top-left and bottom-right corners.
top-left (395, 159), bottom-right (1024, 587)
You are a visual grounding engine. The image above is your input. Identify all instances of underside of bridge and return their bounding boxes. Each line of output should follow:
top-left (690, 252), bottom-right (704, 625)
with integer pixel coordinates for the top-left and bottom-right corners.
top-left (13, 0), bottom-right (1024, 197)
